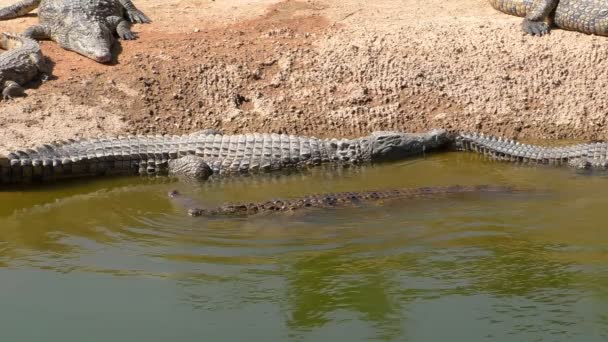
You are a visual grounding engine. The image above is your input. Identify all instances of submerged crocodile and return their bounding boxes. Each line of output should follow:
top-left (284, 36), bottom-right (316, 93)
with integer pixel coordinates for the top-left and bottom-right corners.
top-left (0, 0), bottom-right (151, 63)
top-left (489, 0), bottom-right (608, 36)
top-left (0, 129), bottom-right (450, 185)
top-left (0, 32), bottom-right (49, 99)
top-left (169, 185), bottom-right (520, 217)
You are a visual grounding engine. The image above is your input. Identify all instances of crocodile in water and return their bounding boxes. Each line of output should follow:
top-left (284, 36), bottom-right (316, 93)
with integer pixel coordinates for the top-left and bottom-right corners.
top-left (169, 185), bottom-right (520, 217)
top-left (0, 129), bottom-right (450, 185)
top-left (0, 0), bottom-right (151, 62)
top-left (0, 32), bottom-right (49, 99)
top-left (6, 128), bottom-right (608, 186)
top-left (455, 132), bottom-right (608, 170)
top-left (488, 0), bottom-right (608, 36)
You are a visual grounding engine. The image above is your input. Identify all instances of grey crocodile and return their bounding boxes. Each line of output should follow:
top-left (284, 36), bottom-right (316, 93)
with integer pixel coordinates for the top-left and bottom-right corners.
top-left (0, 32), bottom-right (49, 99)
top-left (489, 0), bottom-right (608, 36)
top-left (169, 185), bottom-right (520, 217)
top-left (0, 129), bottom-right (450, 185)
top-left (0, 0), bottom-right (151, 63)
top-left (6, 128), bottom-right (608, 186)
top-left (455, 132), bottom-right (608, 170)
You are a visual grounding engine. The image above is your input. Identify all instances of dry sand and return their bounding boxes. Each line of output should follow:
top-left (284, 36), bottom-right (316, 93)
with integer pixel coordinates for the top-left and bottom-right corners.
top-left (0, 0), bottom-right (607, 155)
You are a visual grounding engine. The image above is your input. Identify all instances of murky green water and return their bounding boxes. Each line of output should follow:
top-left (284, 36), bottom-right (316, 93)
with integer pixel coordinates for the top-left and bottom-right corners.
top-left (1, 152), bottom-right (608, 341)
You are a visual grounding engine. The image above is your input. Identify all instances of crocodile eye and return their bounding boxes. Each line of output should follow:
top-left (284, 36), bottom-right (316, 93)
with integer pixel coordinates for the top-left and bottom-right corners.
top-left (600, 9), bottom-right (608, 17)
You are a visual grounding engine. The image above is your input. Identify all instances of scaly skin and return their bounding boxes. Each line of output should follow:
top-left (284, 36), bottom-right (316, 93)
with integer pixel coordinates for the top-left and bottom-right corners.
top-left (455, 132), bottom-right (608, 170)
top-left (0, 0), bottom-right (150, 63)
top-left (0, 32), bottom-right (49, 99)
top-left (488, 0), bottom-right (608, 36)
top-left (168, 185), bottom-right (520, 217)
top-left (0, 129), bottom-right (450, 185)
top-left (6, 129), bottom-right (608, 186)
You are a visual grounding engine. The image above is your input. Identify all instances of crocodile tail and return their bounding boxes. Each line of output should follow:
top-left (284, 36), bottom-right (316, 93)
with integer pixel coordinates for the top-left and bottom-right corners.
top-left (455, 132), bottom-right (608, 166)
top-left (488, 0), bottom-right (530, 17)
top-left (0, 0), bottom-right (41, 20)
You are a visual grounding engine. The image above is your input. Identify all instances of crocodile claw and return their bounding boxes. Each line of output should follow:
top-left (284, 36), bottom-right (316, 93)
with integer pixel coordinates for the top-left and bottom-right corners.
top-left (522, 19), bottom-right (550, 36)
top-left (2, 82), bottom-right (24, 100)
top-left (126, 9), bottom-right (151, 24)
top-left (120, 30), bottom-right (137, 40)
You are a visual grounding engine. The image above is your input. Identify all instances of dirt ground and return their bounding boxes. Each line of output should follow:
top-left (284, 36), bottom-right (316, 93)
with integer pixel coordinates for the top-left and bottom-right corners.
top-left (1, 0), bottom-right (608, 155)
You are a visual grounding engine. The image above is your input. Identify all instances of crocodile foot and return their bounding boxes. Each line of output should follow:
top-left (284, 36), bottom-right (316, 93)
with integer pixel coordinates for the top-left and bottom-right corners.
top-left (126, 9), bottom-right (151, 24)
top-left (119, 30), bottom-right (137, 40)
top-left (2, 81), bottom-right (24, 100)
top-left (522, 19), bottom-right (550, 36)
top-left (168, 155), bottom-right (213, 180)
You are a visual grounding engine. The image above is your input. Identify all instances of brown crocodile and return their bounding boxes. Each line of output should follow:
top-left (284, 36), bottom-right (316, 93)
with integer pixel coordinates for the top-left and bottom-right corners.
top-left (0, 32), bottom-right (49, 100)
top-left (489, 0), bottom-right (608, 36)
top-left (168, 185), bottom-right (521, 217)
top-left (0, 0), bottom-right (151, 63)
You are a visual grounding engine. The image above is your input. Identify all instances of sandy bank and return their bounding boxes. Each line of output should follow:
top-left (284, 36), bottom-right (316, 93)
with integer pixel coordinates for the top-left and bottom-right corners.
top-left (0, 0), bottom-right (606, 155)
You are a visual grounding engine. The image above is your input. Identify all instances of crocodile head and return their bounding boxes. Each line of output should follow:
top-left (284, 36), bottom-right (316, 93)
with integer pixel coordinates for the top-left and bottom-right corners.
top-left (58, 22), bottom-right (114, 63)
top-left (368, 129), bottom-right (450, 161)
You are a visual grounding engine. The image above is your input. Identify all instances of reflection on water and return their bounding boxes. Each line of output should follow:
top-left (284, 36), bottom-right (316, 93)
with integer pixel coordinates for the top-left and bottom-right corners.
top-left (1, 152), bottom-right (608, 341)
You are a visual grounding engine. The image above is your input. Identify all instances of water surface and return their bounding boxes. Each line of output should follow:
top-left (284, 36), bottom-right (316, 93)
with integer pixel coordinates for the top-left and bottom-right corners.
top-left (1, 153), bottom-right (608, 341)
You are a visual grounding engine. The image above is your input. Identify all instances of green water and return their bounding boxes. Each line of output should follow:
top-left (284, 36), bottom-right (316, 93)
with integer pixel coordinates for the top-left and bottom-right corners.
top-left (1, 152), bottom-right (608, 341)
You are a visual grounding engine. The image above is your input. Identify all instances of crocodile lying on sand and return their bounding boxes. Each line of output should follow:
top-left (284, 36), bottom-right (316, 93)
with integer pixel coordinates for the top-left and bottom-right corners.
top-left (0, 32), bottom-right (49, 99)
top-left (169, 185), bottom-right (520, 217)
top-left (0, 0), bottom-right (150, 63)
top-left (488, 0), bottom-right (608, 36)
top-left (0, 129), bottom-right (450, 185)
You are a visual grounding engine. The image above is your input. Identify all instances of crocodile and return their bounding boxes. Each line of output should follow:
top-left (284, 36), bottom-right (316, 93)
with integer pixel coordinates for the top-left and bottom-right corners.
top-left (454, 132), bottom-right (608, 170)
top-left (0, 32), bottom-right (49, 99)
top-left (0, 129), bottom-right (450, 185)
top-left (168, 185), bottom-right (520, 217)
top-left (5, 128), bottom-right (608, 186)
top-left (488, 0), bottom-right (608, 36)
top-left (0, 0), bottom-right (151, 63)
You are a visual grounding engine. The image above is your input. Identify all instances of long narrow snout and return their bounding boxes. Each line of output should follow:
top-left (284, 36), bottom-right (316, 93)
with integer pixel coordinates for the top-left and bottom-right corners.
top-left (93, 50), bottom-right (112, 63)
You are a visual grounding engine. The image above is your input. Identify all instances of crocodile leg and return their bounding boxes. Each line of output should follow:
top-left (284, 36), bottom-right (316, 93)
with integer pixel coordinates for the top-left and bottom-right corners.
top-left (2, 81), bottom-right (24, 100)
top-left (29, 52), bottom-right (51, 80)
top-left (167, 155), bottom-right (212, 180)
top-left (107, 16), bottom-right (135, 40)
top-left (0, 0), bottom-right (40, 20)
top-left (522, 0), bottom-right (559, 36)
top-left (23, 24), bottom-right (52, 73)
top-left (23, 24), bottom-right (51, 40)
top-left (118, 0), bottom-right (151, 24)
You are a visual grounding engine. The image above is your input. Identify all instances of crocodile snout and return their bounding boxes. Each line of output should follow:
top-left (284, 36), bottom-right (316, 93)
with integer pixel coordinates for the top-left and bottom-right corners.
top-left (94, 51), bottom-right (112, 63)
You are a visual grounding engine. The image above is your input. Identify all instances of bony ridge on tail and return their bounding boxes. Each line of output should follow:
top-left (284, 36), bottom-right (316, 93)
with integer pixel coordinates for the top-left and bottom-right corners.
top-left (0, 0), bottom-right (151, 63)
top-left (4, 128), bottom-right (608, 187)
top-left (454, 132), bottom-right (608, 170)
top-left (0, 129), bottom-right (451, 185)
top-left (488, 0), bottom-right (608, 36)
